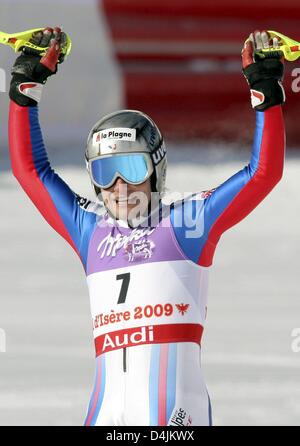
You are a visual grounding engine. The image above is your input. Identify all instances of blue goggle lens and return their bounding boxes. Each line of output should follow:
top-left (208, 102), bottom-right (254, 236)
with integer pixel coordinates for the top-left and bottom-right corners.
top-left (90, 154), bottom-right (151, 188)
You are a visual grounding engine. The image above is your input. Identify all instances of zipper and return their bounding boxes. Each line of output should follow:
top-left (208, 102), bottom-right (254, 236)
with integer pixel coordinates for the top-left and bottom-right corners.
top-left (123, 347), bottom-right (127, 373)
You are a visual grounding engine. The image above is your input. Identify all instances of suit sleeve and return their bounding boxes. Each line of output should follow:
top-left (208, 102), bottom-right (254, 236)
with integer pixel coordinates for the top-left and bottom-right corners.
top-left (171, 105), bottom-right (285, 267)
top-left (8, 101), bottom-right (96, 268)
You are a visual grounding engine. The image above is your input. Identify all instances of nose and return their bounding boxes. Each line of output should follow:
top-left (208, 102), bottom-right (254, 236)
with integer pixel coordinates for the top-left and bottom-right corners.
top-left (113, 176), bottom-right (127, 191)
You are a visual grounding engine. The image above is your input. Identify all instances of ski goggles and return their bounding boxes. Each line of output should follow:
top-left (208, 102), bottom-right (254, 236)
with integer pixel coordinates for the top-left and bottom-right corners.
top-left (89, 153), bottom-right (154, 189)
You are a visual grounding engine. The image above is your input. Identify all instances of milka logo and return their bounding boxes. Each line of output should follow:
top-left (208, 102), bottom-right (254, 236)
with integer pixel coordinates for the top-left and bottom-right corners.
top-left (97, 227), bottom-right (155, 258)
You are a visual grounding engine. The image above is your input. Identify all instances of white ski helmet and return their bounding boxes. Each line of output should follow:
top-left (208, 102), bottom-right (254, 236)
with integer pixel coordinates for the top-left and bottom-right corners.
top-left (85, 110), bottom-right (167, 196)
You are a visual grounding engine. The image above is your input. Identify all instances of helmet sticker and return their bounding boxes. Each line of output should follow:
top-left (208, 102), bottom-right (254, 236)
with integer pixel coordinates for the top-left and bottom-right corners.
top-left (93, 128), bottom-right (136, 147)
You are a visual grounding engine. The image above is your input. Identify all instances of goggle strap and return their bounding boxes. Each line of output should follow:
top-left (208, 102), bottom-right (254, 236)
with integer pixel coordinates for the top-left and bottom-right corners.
top-left (150, 141), bottom-right (166, 166)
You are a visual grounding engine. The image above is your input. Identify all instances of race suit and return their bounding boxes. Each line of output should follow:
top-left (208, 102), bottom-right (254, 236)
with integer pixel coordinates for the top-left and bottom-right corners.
top-left (8, 102), bottom-right (285, 426)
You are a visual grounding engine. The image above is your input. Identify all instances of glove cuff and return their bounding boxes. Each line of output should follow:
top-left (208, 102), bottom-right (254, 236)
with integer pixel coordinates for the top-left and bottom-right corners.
top-left (249, 79), bottom-right (285, 111)
top-left (243, 59), bottom-right (285, 111)
top-left (18, 82), bottom-right (43, 102)
top-left (9, 74), bottom-right (43, 106)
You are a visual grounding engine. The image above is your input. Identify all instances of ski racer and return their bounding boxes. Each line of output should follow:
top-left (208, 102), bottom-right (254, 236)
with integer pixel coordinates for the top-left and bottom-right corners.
top-left (8, 27), bottom-right (285, 425)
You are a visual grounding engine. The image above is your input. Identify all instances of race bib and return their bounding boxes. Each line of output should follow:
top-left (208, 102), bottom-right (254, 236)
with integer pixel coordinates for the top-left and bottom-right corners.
top-left (87, 260), bottom-right (208, 356)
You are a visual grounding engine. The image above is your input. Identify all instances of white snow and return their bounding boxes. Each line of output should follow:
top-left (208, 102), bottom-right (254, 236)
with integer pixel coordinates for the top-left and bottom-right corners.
top-left (1, 145), bottom-right (300, 426)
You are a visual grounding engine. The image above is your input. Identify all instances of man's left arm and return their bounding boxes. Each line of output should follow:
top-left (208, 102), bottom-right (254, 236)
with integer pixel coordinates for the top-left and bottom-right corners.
top-left (196, 105), bottom-right (285, 266)
top-left (171, 31), bottom-right (285, 267)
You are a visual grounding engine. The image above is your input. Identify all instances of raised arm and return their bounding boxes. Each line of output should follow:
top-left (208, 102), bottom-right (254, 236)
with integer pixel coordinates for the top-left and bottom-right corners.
top-left (171, 30), bottom-right (286, 267)
top-left (8, 27), bottom-right (97, 268)
top-left (197, 105), bottom-right (284, 266)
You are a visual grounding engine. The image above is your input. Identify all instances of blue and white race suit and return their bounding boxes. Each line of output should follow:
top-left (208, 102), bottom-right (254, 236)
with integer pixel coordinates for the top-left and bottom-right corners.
top-left (9, 102), bottom-right (285, 425)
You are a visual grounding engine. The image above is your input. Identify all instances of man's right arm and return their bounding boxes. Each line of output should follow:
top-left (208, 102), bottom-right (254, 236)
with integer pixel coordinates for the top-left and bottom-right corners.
top-left (8, 27), bottom-right (97, 269)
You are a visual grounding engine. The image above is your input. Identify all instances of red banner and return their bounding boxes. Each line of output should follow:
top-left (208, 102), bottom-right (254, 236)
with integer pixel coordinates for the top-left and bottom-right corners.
top-left (95, 323), bottom-right (203, 356)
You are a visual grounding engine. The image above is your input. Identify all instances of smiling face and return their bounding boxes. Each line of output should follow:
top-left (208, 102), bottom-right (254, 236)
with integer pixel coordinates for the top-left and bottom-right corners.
top-left (101, 176), bottom-right (152, 222)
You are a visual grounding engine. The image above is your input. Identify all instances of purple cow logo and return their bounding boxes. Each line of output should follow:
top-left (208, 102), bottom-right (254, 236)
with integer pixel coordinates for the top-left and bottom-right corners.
top-left (124, 239), bottom-right (155, 262)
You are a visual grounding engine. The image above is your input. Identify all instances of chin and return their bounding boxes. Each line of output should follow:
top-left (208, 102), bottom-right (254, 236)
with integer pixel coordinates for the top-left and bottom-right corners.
top-left (117, 211), bottom-right (129, 221)
top-left (114, 206), bottom-right (129, 221)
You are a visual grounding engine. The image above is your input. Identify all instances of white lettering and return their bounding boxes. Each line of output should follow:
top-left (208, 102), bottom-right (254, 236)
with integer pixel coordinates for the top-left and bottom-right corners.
top-left (102, 326), bottom-right (154, 352)
top-left (97, 227), bottom-right (155, 258)
top-left (106, 431), bottom-right (141, 443)
top-left (102, 334), bottom-right (116, 351)
top-left (291, 68), bottom-right (300, 93)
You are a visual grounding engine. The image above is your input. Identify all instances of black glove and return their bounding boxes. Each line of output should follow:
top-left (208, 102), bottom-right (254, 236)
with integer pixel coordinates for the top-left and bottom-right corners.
top-left (242, 30), bottom-right (285, 111)
top-left (9, 27), bottom-right (67, 106)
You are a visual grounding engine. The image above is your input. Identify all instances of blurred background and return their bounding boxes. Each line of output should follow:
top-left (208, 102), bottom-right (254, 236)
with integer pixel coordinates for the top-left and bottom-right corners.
top-left (0, 0), bottom-right (300, 426)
